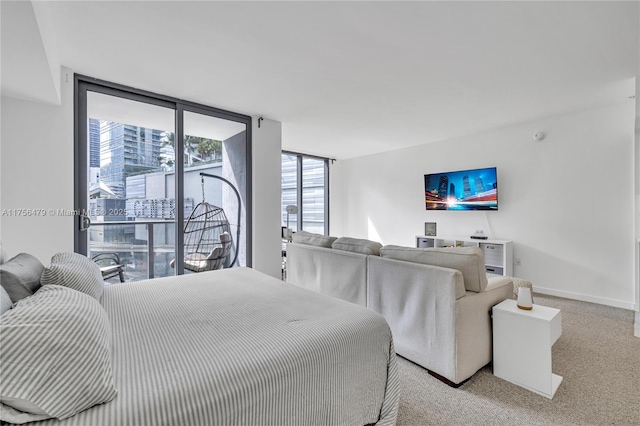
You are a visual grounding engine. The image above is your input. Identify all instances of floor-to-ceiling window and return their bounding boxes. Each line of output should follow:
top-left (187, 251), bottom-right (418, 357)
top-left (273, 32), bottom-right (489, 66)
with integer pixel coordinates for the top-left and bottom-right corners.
top-left (75, 76), bottom-right (251, 281)
top-left (281, 152), bottom-right (329, 235)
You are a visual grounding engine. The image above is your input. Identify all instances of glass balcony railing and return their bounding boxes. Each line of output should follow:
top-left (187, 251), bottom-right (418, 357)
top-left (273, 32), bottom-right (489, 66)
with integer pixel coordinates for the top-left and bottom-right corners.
top-left (89, 220), bottom-right (177, 282)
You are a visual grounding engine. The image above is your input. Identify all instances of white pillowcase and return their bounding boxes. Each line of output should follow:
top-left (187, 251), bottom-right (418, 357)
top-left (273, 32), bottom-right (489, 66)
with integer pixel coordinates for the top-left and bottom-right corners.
top-left (0, 285), bottom-right (116, 422)
top-left (41, 252), bottom-right (104, 300)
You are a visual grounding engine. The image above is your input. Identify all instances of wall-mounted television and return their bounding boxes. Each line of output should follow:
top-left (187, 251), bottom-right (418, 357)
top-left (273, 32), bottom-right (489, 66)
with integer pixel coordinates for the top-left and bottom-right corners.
top-left (424, 167), bottom-right (498, 211)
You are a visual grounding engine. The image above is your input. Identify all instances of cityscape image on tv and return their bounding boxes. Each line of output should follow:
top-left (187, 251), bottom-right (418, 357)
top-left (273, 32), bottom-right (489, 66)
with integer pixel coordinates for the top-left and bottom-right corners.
top-left (424, 167), bottom-right (498, 211)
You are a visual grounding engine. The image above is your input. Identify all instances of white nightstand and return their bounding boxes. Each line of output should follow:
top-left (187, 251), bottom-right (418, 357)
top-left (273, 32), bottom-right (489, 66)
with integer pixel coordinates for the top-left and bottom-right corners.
top-left (492, 299), bottom-right (563, 399)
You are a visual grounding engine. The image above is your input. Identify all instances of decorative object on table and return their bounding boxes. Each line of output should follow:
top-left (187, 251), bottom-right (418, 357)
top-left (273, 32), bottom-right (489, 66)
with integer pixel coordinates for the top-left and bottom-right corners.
top-left (171, 173), bottom-right (240, 272)
top-left (512, 277), bottom-right (534, 302)
top-left (285, 205), bottom-right (298, 242)
top-left (517, 286), bottom-right (533, 310)
top-left (424, 222), bottom-right (437, 236)
top-left (470, 230), bottom-right (488, 240)
top-left (488, 273), bottom-right (534, 302)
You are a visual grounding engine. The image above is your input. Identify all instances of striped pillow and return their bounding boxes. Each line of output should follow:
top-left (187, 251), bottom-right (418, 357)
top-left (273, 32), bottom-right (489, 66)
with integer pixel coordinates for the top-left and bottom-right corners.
top-left (41, 252), bottom-right (104, 300)
top-left (0, 285), bottom-right (116, 422)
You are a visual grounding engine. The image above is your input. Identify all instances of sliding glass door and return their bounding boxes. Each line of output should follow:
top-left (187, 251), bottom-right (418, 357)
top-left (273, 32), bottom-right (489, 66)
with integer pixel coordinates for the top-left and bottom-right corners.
top-left (75, 76), bottom-right (251, 281)
top-left (181, 110), bottom-right (248, 271)
top-left (83, 92), bottom-right (175, 280)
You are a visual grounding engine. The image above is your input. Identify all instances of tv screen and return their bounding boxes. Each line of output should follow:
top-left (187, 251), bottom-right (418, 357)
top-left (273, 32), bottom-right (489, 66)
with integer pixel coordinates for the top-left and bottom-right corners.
top-left (424, 167), bottom-right (498, 211)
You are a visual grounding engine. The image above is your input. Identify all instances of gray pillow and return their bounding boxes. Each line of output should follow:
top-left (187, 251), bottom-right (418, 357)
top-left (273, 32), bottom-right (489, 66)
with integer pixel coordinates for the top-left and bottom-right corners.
top-left (0, 287), bottom-right (13, 315)
top-left (0, 285), bottom-right (116, 422)
top-left (380, 245), bottom-right (489, 293)
top-left (291, 230), bottom-right (337, 248)
top-left (332, 237), bottom-right (382, 256)
top-left (0, 253), bottom-right (45, 303)
top-left (41, 252), bottom-right (104, 301)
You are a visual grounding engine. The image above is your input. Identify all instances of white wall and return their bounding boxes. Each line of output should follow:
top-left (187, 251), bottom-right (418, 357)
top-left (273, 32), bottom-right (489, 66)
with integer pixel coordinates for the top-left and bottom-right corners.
top-left (331, 102), bottom-right (637, 310)
top-left (0, 68), bottom-right (74, 263)
top-left (251, 117), bottom-right (283, 279)
top-left (1, 68), bottom-right (283, 277)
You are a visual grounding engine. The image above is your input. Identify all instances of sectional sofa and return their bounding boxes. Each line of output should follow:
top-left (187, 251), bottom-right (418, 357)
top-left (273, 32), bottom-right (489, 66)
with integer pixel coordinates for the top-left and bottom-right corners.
top-left (286, 231), bottom-right (514, 385)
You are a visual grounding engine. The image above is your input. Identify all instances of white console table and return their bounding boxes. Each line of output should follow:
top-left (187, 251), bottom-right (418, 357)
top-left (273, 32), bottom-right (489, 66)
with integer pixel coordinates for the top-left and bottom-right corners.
top-left (416, 235), bottom-right (513, 276)
top-left (492, 299), bottom-right (563, 398)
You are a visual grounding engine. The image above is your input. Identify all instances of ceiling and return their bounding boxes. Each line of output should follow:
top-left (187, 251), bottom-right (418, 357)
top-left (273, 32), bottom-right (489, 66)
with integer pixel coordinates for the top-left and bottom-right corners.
top-left (2, 1), bottom-right (639, 160)
top-left (87, 92), bottom-right (247, 141)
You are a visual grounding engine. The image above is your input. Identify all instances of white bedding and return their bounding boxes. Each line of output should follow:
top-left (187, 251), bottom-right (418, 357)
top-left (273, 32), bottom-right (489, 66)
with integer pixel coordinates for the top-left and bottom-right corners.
top-left (25, 267), bottom-right (399, 425)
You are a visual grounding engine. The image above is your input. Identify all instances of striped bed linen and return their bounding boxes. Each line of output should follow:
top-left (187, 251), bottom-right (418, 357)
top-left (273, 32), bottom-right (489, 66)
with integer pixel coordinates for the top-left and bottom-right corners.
top-left (29, 267), bottom-right (399, 426)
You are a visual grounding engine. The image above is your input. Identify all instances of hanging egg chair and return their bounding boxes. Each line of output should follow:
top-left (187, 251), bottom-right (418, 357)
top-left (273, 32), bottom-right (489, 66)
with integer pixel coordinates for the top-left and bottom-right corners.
top-left (181, 202), bottom-right (232, 272)
top-left (171, 173), bottom-right (241, 272)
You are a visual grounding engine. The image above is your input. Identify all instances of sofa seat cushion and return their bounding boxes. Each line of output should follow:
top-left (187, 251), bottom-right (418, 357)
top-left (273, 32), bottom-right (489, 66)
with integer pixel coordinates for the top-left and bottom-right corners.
top-left (332, 237), bottom-right (382, 256)
top-left (291, 231), bottom-right (337, 248)
top-left (380, 245), bottom-right (489, 293)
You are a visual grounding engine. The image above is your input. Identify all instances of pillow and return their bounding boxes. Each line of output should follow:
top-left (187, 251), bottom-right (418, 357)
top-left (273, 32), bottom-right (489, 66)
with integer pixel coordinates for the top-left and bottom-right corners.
top-left (0, 253), bottom-right (45, 303)
top-left (0, 243), bottom-right (6, 264)
top-left (0, 287), bottom-right (12, 315)
top-left (291, 230), bottom-right (337, 248)
top-left (0, 285), bottom-right (116, 423)
top-left (380, 245), bottom-right (489, 293)
top-left (41, 252), bottom-right (104, 300)
top-left (332, 237), bottom-right (383, 256)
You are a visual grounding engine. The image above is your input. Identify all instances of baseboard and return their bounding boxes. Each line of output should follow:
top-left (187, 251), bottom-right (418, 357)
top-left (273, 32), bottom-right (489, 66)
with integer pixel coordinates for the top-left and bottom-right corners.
top-left (533, 286), bottom-right (637, 311)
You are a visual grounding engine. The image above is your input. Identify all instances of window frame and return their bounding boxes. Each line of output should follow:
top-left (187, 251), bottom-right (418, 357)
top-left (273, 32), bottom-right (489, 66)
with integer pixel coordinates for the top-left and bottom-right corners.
top-left (281, 151), bottom-right (330, 236)
top-left (74, 74), bottom-right (253, 273)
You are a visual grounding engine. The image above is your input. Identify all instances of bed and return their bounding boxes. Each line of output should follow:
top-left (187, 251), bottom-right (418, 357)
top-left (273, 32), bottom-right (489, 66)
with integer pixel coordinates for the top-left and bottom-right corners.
top-left (0, 255), bottom-right (399, 426)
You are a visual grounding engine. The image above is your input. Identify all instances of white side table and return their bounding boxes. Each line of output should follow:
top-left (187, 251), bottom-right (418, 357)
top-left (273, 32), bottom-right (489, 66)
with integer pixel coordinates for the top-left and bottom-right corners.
top-left (492, 299), bottom-right (563, 398)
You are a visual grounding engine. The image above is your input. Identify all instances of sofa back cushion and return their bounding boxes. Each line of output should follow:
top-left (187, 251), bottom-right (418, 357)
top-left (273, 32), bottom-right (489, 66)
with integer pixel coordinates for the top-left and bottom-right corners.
top-left (291, 231), bottom-right (337, 248)
top-left (332, 237), bottom-right (382, 256)
top-left (380, 245), bottom-right (488, 292)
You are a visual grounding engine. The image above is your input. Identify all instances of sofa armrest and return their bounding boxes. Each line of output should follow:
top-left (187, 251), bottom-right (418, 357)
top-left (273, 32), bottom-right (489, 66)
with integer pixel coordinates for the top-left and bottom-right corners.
top-left (486, 275), bottom-right (513, 292)
top-left (453, 276), bottom-right (513, 383)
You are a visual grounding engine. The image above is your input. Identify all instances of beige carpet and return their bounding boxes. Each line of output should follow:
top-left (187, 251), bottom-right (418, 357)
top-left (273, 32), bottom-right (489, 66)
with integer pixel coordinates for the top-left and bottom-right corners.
top-left (396, 294), bottom-right (640, 425)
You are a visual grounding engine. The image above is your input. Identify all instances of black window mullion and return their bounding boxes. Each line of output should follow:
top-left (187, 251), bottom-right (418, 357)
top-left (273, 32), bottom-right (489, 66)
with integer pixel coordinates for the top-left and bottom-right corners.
top-left (324, 159), bottom-right (329, 236)
top-left (74, 79), bottom-right (88, 254)
top-left (174, 106), bottom-right (185, 275)
top-left (296, 155), bottom-right (303, 231)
